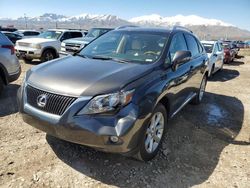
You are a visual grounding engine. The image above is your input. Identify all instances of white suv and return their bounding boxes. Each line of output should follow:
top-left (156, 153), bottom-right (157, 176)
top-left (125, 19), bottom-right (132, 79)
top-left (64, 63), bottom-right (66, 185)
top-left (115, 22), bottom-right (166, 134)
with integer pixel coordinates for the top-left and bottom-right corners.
top-left (15, 29), bottom-right (84, 62)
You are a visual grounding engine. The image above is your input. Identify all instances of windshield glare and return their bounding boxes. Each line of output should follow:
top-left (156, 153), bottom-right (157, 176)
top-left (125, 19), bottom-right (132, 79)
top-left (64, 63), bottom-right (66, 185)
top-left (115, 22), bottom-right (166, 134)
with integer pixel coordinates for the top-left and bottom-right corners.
top-left (202, 43), bottom-right (214, 53)
top-left (86, 28), bottom-right (109, 38)
top-left (80, 31), bottom-right (168, 63)
top-left (38, 31), bottom-right (62, 39)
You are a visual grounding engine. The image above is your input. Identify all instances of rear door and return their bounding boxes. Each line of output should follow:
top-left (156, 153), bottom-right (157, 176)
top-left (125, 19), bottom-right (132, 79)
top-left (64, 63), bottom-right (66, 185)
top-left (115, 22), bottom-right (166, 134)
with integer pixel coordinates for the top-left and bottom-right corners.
top-left (184, 33), bottom-right (206, 94)
top-left (214, 42), bottom-right (223, 70)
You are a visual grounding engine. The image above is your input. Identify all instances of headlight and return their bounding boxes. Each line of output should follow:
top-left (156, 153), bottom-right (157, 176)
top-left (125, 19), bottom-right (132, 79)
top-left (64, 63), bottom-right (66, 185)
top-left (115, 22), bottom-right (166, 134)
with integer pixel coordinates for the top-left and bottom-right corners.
top-left (30, 43), bottom-right (41, 49)
top-left (61, 42), bottom-right (66, 47)
top-left (77, 89), bottom-right (134, 115)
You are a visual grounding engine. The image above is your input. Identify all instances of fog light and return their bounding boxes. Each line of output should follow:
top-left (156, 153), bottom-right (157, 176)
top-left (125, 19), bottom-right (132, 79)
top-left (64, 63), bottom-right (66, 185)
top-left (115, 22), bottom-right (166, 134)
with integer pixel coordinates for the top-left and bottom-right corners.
top-left (110, 136), bottom-right (119, 143)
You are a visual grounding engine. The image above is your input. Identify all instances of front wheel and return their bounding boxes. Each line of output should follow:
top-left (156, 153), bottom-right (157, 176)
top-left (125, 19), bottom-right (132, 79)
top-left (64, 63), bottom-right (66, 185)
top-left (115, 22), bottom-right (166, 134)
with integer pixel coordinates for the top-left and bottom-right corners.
top-left (41, 50), bottom-right (55, 62)
top-left (133, 103), bottom-right (167, 161)
top-left (191, 75), bottom-right (207, 105)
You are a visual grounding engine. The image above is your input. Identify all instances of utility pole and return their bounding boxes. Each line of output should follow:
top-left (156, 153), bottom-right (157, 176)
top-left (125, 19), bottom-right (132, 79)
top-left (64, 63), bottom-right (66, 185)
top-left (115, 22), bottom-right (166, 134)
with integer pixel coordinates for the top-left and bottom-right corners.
top-left (24, 13), bottom-right (27, 29)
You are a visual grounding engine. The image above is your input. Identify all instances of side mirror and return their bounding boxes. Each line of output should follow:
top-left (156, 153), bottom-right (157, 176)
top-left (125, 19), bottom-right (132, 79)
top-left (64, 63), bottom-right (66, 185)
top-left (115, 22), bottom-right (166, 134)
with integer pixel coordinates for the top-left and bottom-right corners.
top-left (172, 50), bottom-right (192, 71)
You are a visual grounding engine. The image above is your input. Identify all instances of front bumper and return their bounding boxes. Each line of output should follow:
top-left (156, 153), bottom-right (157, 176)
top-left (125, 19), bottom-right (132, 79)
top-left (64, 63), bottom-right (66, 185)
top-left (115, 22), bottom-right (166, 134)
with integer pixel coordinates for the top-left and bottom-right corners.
top-left (15, 46), bottom-right (42, 59)
top-left (18, 85), bottom-right (144, 155)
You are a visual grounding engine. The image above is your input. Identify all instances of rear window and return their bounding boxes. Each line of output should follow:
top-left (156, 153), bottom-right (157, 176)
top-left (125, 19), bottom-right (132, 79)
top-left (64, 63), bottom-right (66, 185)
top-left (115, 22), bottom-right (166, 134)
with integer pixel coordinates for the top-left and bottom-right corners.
top-left (202, 43), bottom-right (214, 53)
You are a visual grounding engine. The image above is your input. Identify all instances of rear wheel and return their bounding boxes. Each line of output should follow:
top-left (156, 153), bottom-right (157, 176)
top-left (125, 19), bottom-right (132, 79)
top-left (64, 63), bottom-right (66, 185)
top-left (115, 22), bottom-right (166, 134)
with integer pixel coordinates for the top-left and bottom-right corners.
top-left (133, 103), bottom-right (167, 161)
top-left (41, 50), bottom-right (55, 62)
top-left (191, 75), bottom-right (207, 105)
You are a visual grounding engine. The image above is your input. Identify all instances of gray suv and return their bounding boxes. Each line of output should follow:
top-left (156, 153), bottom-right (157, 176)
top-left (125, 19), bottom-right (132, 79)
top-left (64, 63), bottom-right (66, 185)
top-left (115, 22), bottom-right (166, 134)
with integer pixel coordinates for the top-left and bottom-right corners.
top-left (0, 32), bottom-right (21, 94)
top-left (18, 27), bottom-right (208, 161)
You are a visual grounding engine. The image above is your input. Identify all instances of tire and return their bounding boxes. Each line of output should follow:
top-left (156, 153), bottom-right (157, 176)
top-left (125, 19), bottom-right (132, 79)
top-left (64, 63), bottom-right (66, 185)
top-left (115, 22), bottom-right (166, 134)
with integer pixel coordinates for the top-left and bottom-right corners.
top-left (0, 77), bottom-right (4, 96)
top-left (211, 64), bottom-right (215, 76)
top-left (191, 75), bottom-right (207, 105)
top-left (133, 103), bottom-right (167, 161)
top-left (41, 49), bottom-right (55, 62)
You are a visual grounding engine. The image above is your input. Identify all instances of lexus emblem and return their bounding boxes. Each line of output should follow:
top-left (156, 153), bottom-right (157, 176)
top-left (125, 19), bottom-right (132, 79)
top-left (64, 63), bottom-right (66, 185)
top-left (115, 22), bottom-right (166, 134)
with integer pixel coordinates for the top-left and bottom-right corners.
top-left (37, 94), bottom-right (47, 108)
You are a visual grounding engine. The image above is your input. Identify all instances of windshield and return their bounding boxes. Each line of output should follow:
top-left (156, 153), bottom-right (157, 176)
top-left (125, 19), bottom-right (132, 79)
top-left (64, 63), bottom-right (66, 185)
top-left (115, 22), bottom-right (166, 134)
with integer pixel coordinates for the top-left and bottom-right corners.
top-left (79, 31), bottom-right (168, 63)
top-left (202, 43), bottom-right (214, 53)
top-left (86, 28), bottom-right (110, 38)
top-left (38, 31), bottom-right (62, 39)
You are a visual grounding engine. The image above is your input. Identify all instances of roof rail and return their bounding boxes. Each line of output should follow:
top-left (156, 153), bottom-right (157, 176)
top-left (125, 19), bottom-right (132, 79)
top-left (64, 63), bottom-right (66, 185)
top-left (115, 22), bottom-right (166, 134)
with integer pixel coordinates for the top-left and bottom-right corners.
top-left (115, 25), bottom-right (139, 30)
top-left (172, 26), bottom-right (193, 33)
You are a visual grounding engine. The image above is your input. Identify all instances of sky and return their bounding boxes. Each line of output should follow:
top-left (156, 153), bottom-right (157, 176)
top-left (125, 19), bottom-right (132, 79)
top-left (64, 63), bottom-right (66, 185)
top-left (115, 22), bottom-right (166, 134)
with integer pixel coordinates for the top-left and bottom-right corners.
top-left (0, 0), bottom-right (250, 30)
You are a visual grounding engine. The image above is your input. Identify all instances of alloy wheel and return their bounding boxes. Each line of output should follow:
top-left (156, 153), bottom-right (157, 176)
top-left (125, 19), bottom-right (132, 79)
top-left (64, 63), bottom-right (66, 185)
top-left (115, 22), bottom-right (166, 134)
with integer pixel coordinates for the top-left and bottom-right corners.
top-left (145, 112), bottom-right (164, 153)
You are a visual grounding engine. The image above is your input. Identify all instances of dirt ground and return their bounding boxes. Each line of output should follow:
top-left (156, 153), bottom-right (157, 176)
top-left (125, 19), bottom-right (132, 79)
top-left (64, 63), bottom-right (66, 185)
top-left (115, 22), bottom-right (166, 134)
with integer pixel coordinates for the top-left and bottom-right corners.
top-left (0, 53), bottom-right (249, 188)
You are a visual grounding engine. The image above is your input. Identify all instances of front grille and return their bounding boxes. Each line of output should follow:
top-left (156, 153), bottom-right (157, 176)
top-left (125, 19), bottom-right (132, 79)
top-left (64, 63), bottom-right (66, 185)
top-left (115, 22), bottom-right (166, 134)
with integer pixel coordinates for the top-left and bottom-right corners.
top-left (65, 43), bottom-right (81, 53)
top-left (26, 85), bottom-right (77, 116)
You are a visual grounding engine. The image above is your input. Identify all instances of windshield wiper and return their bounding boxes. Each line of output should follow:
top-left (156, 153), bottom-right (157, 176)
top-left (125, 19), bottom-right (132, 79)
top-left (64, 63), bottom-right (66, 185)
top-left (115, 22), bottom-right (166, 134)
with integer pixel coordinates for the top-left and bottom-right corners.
top-left (74, 54), bottom-right (88, 58)
top-left (91, 55), bottom-right (129, 63)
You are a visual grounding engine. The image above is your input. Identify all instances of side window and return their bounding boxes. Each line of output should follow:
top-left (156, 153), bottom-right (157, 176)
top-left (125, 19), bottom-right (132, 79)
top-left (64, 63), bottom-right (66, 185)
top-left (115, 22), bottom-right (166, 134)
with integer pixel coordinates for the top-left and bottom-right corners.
top-left (197, 40), bottom-right (204, 53)
top-left (184, 34), bottom-right (199, 57)
top-left (217, 43), bottom-right (222, 51)
top-left (214, 44), bottom-right (219, 53)
top-left (71, 32), bottom-right (83, 38)
top-left (60, 32), bottom-right (72, 41)
top-left (23, 31), bottom-right (31, 36)
top-left (168, 33), bottom-right (188, 62)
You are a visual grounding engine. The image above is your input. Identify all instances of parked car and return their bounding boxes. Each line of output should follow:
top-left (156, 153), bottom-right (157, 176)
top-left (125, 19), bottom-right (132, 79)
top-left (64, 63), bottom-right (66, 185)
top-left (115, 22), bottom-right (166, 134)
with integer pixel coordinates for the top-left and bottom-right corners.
top-left (244, 40), bottom-right (250, 48)
top-left (18, 27), bottom-right (208, 161)
top-left (223, 40), bottom-right (239, 55)
top-left (60, 28), bottom-right (113, 56)
top-left (14, 30), bottom-right (40, 38)
top-left (222, 41), bottom-right (237, 63)
top-left (15, 29), bottom-right (85, 62)
top-left (236, 41), bottom-right (245, 48)
top-left (2, 31), bottom-right (23, 44)
top-left (201, 41), bottom-right (224, 77)
top-left (0, 32), bottom-right (21, 94)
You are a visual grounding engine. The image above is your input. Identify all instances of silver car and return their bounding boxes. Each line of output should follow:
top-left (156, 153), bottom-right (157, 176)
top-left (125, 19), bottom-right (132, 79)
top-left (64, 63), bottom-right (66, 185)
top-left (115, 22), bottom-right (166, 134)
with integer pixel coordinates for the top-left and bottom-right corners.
top-left (0, 32), bottom-right (21, 94)
top-left (201, 41), bottom-right (224, 77)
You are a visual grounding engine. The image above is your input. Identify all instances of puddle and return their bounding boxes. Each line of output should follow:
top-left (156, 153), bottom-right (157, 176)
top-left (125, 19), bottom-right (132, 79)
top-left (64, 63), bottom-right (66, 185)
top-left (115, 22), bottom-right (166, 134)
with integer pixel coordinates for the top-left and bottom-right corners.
top-left (206, 104), bottom-right (227, 125)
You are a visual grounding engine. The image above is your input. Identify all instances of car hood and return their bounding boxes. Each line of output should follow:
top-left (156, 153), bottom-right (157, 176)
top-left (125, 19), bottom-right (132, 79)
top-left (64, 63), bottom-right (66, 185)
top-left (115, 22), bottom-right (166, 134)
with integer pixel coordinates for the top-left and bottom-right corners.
top-left (17, 37), bottom-right (57, 44)
top-left (27, 56), bottom-right (152, 97)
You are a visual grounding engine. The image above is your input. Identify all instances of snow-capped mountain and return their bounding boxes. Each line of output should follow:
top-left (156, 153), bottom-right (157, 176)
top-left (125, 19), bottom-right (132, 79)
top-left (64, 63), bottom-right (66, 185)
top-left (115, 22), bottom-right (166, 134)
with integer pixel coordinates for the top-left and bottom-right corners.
top-left (129, 14), bottom-right (233, 27)
top-left (1, 13), bottom-right (250, 39)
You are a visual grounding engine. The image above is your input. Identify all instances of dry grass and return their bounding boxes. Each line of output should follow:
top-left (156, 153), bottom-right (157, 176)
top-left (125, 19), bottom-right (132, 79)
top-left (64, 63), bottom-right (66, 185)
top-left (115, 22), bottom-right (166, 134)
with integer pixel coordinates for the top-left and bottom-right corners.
top-left (238, 48), bottom-right (250, 57)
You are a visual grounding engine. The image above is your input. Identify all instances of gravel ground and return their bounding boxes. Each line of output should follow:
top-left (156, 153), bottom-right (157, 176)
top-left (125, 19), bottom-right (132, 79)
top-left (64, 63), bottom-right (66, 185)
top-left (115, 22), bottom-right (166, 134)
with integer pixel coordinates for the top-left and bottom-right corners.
top-left (0, 55), bottom-right (249, 188)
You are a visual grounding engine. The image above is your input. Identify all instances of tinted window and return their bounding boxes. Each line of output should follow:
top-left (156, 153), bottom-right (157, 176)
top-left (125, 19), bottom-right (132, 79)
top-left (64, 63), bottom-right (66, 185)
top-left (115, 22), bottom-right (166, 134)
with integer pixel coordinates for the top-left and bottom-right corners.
top-left (61, 32), bottom-right (72, 41)
top-left (169, 33), bottom-right (187, 61)
top-left (185, 34), bottom-right (199, 57)
top-left (197, 40), bottom-right (204, 53)
top-left (71, 32), bottom-right (83, 38)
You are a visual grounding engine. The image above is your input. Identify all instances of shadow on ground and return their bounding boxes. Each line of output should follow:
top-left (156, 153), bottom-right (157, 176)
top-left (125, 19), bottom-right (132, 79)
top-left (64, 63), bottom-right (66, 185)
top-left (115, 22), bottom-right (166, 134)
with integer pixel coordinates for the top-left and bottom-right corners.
top-left (0, 84), bottom-right (20, 117)
top-left (47, 92), bottom-right (246, 187)
top-left (209, 68), bottom-right (240, 82)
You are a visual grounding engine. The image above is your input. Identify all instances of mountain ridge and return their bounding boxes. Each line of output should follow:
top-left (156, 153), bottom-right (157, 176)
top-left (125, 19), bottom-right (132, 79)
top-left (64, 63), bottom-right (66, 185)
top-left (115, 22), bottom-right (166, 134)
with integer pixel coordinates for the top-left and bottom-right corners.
top-left (0, 13), bottom-right (250, 40)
